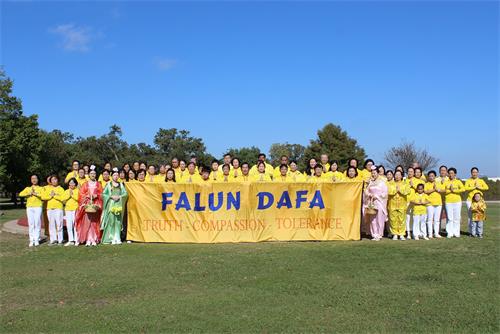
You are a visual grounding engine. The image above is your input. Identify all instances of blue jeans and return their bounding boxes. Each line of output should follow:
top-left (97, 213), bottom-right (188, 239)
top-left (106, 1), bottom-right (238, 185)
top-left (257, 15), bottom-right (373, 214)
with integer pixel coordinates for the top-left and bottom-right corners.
top-left (471, 221), bottom-right (483, 237)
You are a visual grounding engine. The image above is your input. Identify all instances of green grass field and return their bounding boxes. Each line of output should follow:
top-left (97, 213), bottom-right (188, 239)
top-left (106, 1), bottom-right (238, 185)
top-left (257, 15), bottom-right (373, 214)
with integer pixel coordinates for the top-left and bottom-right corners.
top-left (1, 204), bottom-right (498, 333)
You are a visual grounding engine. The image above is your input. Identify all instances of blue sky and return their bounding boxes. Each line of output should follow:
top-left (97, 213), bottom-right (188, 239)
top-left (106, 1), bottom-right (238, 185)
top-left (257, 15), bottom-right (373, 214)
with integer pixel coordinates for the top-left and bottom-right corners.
top-left (2, 1), bottom-right (499, 176)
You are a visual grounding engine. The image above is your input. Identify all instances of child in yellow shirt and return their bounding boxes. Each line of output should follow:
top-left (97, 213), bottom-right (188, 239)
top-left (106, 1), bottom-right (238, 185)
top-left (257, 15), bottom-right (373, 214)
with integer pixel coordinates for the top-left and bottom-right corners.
top-left (410, 183), bottom-right (430, 240)
top-left (470, 193), bottom-right (486, 238)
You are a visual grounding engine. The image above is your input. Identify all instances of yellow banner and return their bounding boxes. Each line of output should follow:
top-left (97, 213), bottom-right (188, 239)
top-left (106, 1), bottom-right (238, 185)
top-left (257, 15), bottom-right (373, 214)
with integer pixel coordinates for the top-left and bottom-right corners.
top-left (125, 182), bottom-right (363, 243)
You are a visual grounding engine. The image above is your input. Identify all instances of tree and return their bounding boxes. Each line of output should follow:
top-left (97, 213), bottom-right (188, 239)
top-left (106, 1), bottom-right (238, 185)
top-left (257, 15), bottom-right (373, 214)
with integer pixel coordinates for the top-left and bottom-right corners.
top-left (38, 130), bottom-right (74, 179)
top-left (225, 146), bottom-right (262, 165)
top-left (0, 70), bottom-right (42, 204)
top-left (304, 123), bottom-right (366, 169)
top-left (154, 128), bottom-right (207, 163)
top-left (71, 125), bottom-right (130, 168)
top-left (269, 143), bottom-right (305, 166)
top-left (384, 141), bottom-right (438, 171)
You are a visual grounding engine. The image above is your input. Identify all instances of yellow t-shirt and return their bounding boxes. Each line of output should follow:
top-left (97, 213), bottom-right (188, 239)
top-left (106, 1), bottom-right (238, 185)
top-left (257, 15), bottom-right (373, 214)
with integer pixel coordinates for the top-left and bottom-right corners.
top-left (42, 185), bottom-right (65, 210)
top-left (65, 171), bottom-right (79, 183)
top-left (288, 171), bottom-right (306, 182)
top-left (76, 176), bottom-right (89, 187)
top-left (273, 165), bottom-right (290, 178)
top-left (307, 175), bottom-right (328, 183)
top-left (249, 163), bottom-right (274, 177)
top-left (180, 173), bottom-right (202, 184)
top-left (410, 192), bottom-right (429, 215)
top-left (424, 181), bottom-right (445, 206)
top-left (61, 188), bottom-right (79, 211)
top-left (444, 179), bottom-right (465, 203)
top-left (324, 171), bottom-right (345, 182)
top-left (250, 173), bottom-right (272, 182)
top-left (464, 178), bottom-right (489, 201)
top-left (19, 186), bottom-right (44, 207)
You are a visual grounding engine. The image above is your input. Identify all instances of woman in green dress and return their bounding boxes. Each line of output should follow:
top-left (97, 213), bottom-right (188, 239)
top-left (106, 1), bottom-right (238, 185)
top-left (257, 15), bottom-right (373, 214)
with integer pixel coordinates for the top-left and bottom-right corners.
top-left (101, 168), bottom-right (128, 245)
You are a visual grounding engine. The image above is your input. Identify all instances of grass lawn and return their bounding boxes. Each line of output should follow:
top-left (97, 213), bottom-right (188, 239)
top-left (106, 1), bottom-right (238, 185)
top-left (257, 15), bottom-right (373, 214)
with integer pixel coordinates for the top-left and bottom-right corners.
top-left (0, 204), bottom-right (498, 333)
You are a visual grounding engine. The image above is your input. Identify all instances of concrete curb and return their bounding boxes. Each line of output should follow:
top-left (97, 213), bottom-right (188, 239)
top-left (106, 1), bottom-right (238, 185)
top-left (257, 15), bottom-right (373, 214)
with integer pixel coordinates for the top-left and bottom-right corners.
top-left (2, 219), bottom-right (45, 236)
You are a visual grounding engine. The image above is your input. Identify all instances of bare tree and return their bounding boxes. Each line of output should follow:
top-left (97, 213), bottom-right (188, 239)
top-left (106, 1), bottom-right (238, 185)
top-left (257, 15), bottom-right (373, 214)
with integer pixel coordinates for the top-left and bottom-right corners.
top-left (384, 141), bottom-right (438, 171)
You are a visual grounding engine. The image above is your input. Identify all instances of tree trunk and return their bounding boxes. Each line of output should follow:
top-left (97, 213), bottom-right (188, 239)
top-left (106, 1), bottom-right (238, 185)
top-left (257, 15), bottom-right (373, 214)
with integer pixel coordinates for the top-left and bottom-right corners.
top-left (10, 192), bottom-right (18, 207)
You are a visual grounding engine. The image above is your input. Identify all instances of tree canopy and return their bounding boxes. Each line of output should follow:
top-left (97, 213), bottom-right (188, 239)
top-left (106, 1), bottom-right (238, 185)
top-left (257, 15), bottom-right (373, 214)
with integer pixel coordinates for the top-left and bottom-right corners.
top-left (0, 70), bottom-right (375, 202)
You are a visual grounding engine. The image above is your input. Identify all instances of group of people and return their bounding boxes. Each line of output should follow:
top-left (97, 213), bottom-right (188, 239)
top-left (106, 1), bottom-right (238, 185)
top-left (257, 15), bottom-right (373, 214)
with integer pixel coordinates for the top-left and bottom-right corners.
top-left (18, 152), bottom-right (489, 246)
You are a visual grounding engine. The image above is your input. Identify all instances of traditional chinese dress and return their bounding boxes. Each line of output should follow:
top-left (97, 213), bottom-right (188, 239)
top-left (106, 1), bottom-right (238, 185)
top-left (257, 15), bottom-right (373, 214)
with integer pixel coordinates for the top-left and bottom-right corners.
top-left (100, 181), bottom-right (128, 244)
top-left (363, 177), bottom-right (388, 239)
top-left (75, 180), bottom-right (103, 244)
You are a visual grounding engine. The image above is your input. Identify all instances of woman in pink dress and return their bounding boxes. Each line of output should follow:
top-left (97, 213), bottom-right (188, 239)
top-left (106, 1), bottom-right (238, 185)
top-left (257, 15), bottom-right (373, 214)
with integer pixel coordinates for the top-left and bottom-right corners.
top-left (75, 166), bottom-right (103, 246)
top-left (363, 165), bottom-right (388, 241)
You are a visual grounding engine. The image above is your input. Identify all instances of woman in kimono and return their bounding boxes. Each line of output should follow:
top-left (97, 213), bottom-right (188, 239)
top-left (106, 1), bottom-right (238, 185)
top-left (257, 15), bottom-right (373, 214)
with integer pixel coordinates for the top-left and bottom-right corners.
top-left (75, 166), bottom-right (103, 246)
top-left (101, 168), bottom-right (128, 245)
top-left (363, 165), bottom-right (388, 241)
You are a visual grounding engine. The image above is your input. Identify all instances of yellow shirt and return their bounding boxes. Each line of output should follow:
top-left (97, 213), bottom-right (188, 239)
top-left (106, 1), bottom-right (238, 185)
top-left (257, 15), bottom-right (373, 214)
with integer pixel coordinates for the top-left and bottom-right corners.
top-left (464, 178), bottom-right (489, 201)
top-left (324, 171), bottom-right (345, 182)
top-left (180, 172), bottom-right (202, 184)
top-left (250, 173), bottom-right (272, 182)
top-left (19, 186), bottom-right (44, 207)
top-left (424, 181), bottom-right (445, 206)
top-left (154, 174), bottom-right (166, 183)
top-left (410, 193), bottom-right (429, 215)
top-left (229, 167), bottom-right (243, 179)
top-left (233, 174), bottom-right (251, 183)
top-left (65, 171), bottom-right (79, 183)
top-left (444, 179), bottom-right (465, 203)
top-left (388, 181), bottom-right (410, 211)
top-left (307, 175), bottom-right (328, 183)
top-left (471, 200), bottom-right (486, 221)
top-left (175, 169), bottom-right (188, 180)
top-left (41, 185), bottom-right (65, 210)
top-left (322, 163), bottom-right (331, 173)
top-left (209, 170), bottom-right (222, 181)
top-left (273, 174), bottom-right (294, 182)
top-left (61, 188), bottom-right (79, 211)
top-left (405, 177), bottom-right (425, 190)
top-left (288, 171), bottom-right (306, 182)
top-left (249, 163), bottom-right (274, 177)
top-left (273, 165), bottom-right (290, 178)
top-left (100, 180), bottom-right (110, 188)
top-left (359, 169), bottom-right (371, 182)
top-left (76, 176), bottom-right (89, 187)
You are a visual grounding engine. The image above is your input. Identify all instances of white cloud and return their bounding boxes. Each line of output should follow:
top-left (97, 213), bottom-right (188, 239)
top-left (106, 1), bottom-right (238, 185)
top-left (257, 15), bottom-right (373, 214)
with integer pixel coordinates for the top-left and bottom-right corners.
top-left (154, 58), bottom-right (178, 71)
top-left (49, 24), bottom-right (96, 52)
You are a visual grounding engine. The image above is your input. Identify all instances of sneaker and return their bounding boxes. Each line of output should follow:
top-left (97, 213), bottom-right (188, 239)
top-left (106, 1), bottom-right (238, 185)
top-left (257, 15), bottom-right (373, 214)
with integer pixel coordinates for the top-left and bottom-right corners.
top-left (64, 242), bottom-right (73, 247)
top-left (479, 235), bottom-right (483, 239)
top-left (127, 240), bottom-right (132, 244)
top-left (74, 242), bottom-right (79, 246)
top-left (392, 235), bottom-right (398, 240)
top-left (414, 236), bottom-right (420, 240)
top-left (28, 242), bottom-right (34, 247)
top-left (423, 236), bottom-right (429, 240)
top-left (400, 236), bottom-right (406, 240)
top-left (435, 234), bottom-right (442, 238)
top-left (428, 235), bottom-right (433, 239)
top-left (48, 241), bottom-right (56, 246)
top-left (34, 241), bottom-right (39, 246)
